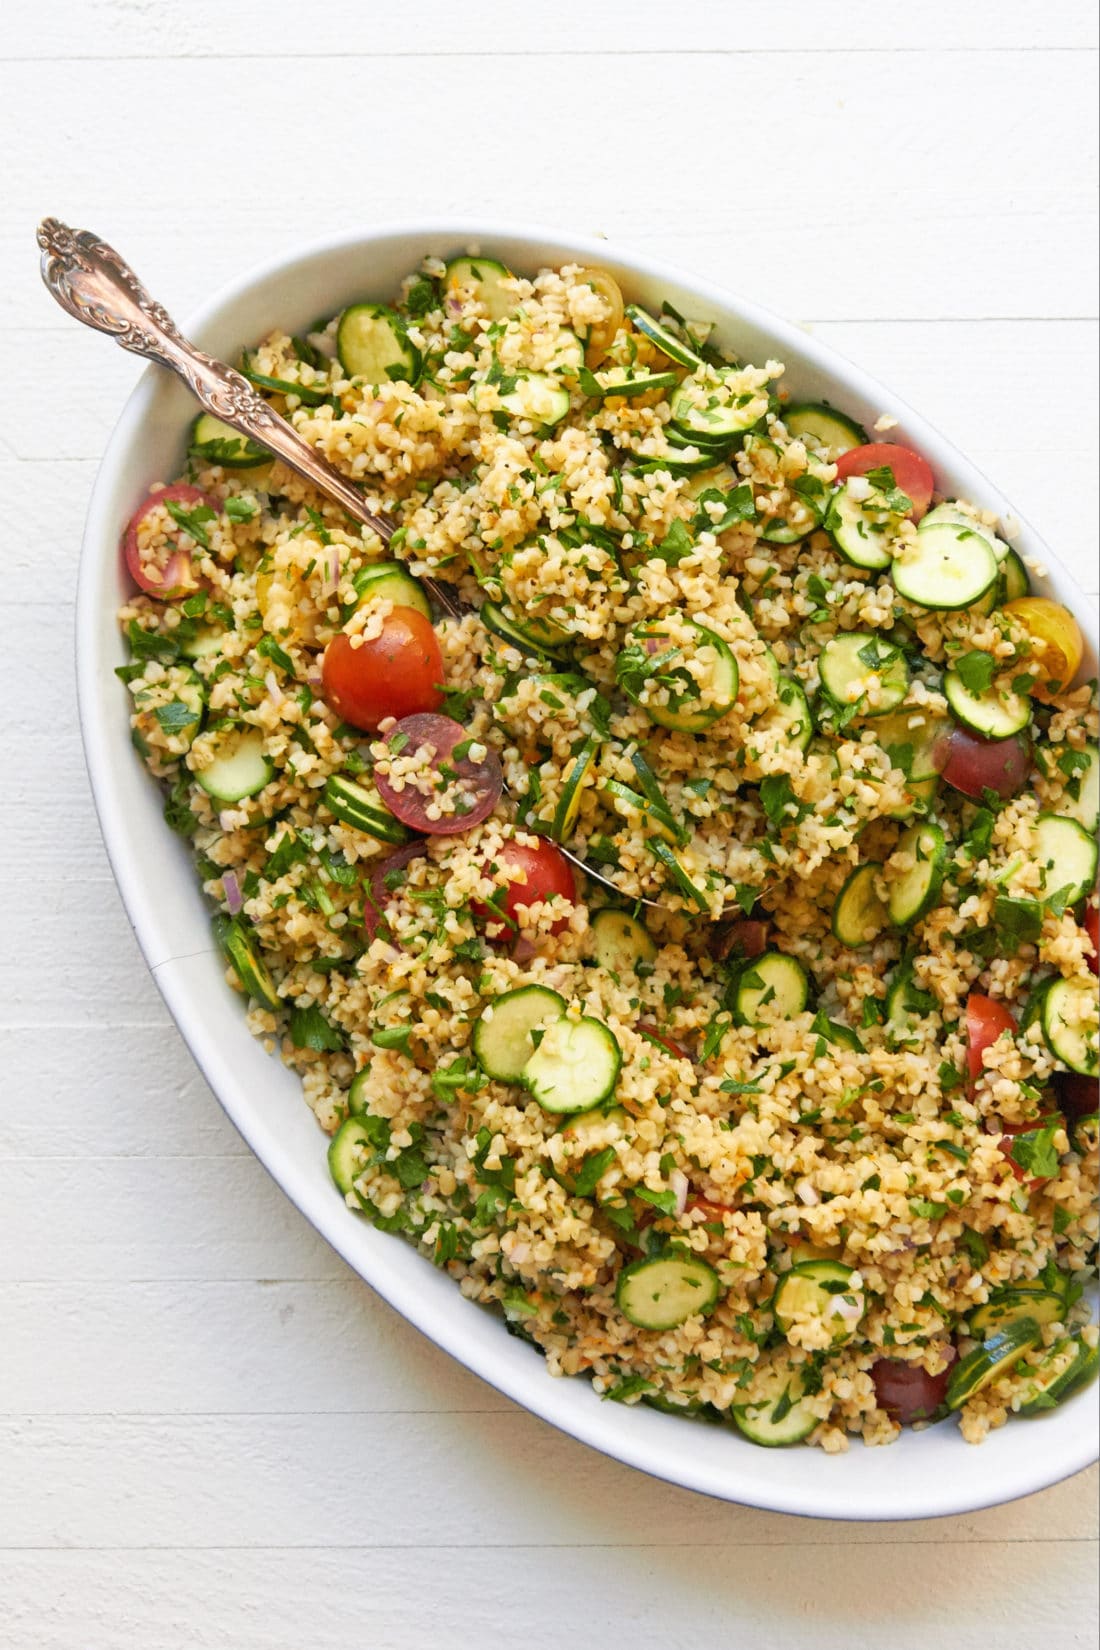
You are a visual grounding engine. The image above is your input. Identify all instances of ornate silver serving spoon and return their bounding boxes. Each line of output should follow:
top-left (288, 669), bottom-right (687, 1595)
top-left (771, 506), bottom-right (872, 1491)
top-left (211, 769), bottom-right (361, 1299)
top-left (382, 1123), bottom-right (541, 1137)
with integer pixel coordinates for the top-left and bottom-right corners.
top-left (37, 217), bottom-right (665, 908)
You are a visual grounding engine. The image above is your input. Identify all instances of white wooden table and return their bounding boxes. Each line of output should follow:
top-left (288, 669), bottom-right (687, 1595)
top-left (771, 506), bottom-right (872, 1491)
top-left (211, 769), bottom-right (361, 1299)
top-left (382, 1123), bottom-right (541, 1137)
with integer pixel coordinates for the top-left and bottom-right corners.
top-left (2, 3), bottom-right (1097, 1645)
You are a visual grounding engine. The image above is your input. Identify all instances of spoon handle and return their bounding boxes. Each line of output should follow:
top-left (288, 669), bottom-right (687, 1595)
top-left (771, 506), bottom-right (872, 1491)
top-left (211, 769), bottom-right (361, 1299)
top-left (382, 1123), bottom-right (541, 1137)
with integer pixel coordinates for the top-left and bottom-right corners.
top-left (36, 216), bottom-right (396, 545)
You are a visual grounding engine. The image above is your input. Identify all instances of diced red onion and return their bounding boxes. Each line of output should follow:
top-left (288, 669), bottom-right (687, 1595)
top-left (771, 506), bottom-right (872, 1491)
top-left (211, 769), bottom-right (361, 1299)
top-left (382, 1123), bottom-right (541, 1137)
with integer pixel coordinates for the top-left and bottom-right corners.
top-left (306, 667), bottom-right (324, 690)
top-left (265, 669), bottom-right (284, 706)
top-left (671, 1169), bottom-right (690, 1217)
top-left (222, 870), bottom-right (243, 914)
top-left (218, 810), bottom-right (238, 832)
top-left (323, 545), bottom-right (341, 594)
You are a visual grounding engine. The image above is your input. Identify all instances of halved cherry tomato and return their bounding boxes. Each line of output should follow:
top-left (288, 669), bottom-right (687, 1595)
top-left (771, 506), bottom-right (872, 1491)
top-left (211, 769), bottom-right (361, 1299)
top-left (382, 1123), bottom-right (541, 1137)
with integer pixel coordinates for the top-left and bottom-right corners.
top-left (687, 1194), bottom-right (736, 1220)
top-left (1054, 1069), bottom-right (1100, 1122)
top-left (966, 993), bottom-right (1016, 1087)
top-left (321, 607), bottom-right (444, 733)
top-left (122, 483), bottom-right (217, 599)
top-left (990, 1112), bottom-right (1062, 1187)
top-left (471, 838), bottom-right (577, 941)
top-left (936, 727), bottom-right (1031, 801)
top-left (637, 1023), bottom-right (692, 1061)
top-left (834, 442), bottom-right (935, 520)
top-left (709, 918), bottom-right (769, 962)
top-left (1003, 597), bottom-right (1084, 693)
top-left (1085, 906), bottom-right (1100, 977)
top-left (575, 267), bottom-right (625, 366)
top-left (872, 1348), bottom-right (956, 1424)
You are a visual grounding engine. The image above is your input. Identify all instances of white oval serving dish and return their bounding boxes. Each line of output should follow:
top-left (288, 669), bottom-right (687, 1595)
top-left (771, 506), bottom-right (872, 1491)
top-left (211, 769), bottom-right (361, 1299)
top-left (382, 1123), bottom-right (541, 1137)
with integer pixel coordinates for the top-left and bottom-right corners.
top-left (76, 223), bottom-right (1099, 1520)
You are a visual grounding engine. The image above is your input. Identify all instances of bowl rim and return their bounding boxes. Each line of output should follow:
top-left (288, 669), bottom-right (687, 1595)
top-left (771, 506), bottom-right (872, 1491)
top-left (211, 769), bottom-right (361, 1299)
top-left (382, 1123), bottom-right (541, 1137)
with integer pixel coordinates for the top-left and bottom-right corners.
top-left (76, 218), bottom-right (1099, 1521)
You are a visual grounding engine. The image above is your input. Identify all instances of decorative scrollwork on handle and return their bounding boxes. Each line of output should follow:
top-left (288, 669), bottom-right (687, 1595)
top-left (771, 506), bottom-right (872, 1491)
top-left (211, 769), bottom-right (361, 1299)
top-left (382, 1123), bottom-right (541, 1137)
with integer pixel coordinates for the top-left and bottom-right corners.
top-left (36, 216), bottom-right (402, 549)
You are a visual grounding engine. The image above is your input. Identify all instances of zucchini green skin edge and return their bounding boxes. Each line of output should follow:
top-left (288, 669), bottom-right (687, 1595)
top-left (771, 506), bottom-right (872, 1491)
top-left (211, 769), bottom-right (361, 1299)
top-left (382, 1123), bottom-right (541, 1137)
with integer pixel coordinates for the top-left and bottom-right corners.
top-left (946, 1317), bottom-right (1043, 1409)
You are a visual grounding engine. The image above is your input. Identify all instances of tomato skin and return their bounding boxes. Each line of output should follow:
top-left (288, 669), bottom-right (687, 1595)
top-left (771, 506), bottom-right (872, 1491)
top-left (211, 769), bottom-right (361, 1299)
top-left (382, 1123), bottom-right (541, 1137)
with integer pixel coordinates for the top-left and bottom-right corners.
top-left (834, 442), bottom-right (935, 520)
top-left (966, 993), bottom-right (1017, 1086)
top-left (1084, 906), bottom-right (1099, 977)
top-left (123, 483), bottom-right (217, 599)
top-left (1003, 597), bottom-right (1084, 693)
top-left (991, 1112), bottom-right (1062, 1187)
top-left (471, 839), bottom-right (577, 940)
top-left (636, 1023), bottom-right (692, 1061)
top-left (872, 1349), bottom-right (956, 1424)
top-left (709, 918), bottom-right (769, 962)
top-left (321, 607), bottom-right (444, 732)
top-left (937, 727), bottom-right (1031, 801)
top-left (1054, 1069), bottom-right (1099, 1122)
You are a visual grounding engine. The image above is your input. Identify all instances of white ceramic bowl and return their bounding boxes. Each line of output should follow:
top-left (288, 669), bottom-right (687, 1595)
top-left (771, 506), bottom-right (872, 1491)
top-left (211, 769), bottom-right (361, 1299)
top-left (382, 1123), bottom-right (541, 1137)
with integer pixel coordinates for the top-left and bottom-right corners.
top-left (77, 223), bottom-right (1099, 1519)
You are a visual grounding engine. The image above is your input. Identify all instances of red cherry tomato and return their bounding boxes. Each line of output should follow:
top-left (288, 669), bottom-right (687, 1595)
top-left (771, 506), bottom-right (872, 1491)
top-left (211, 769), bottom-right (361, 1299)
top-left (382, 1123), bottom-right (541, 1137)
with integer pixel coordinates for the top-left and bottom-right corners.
top-left (471, 838), bottom-right (577, 941)
top-left (872, 1348), bottom-right (956, 1424)
top-left (1085, 906), bottom-right (1099, 977)
top-left (321, 607), bottom-right (444, 733)
top-left (636, 1023), bottom-right (692, 1060)
top-left (966, 993), bottom-right (1016, 1086)
top-left (709, 918), bottom-right (769, 962)
top-left (1053, 1069), bottom-right (1100, 1122)
top-left (991, 1112), bottom-right (1062, 1187)
top-left (122, 483), bottom-right (217, 599)
top-left (687, 1195), bottom-right (736, 1219)
top-left (834, 442), bottom-right (935, 521)
top-left (937, 727), bottom-right (1031, 801)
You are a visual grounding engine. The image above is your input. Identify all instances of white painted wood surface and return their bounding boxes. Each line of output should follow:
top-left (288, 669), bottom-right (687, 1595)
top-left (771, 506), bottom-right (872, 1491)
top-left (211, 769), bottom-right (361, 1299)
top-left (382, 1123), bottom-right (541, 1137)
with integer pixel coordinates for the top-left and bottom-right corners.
top-left (1, 3), bottom-right (1097, 1644)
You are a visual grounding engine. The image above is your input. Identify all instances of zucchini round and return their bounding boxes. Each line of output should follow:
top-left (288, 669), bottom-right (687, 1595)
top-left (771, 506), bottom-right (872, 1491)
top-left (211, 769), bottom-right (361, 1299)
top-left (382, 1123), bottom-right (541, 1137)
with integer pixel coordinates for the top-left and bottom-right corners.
top-left (887, 821), bottom-right (947, 929)
top-left (523, 1015), bottom-right (622, 1114)
top-left (472, 985), bottom-right (567, 1083)
top-left (946, 1317), bottom-right (1043, 1409)
top-left (616, 1253), bottom-right (720, 1330)
top-left (832, 862), bottom-right (888, 948)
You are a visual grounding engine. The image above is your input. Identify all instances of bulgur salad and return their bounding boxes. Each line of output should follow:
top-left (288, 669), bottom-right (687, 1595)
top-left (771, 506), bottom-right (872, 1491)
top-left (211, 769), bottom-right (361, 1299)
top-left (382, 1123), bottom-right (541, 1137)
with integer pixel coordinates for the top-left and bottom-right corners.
top-left (117, 254), bottom-right (1099, 1450)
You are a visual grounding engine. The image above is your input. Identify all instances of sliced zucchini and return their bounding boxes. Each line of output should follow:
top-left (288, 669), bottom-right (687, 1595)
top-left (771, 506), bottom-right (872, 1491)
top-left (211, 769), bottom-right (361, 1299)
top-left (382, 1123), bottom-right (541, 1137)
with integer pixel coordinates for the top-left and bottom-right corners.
top-left (824, 479), bottom-right (896, 571)
top-left (337, 303), bottom-right (421, 385)
top-left (892, 519), bottom-right (1000, 611)
top-left (480, 601), bottom-right (571, 661)
top-left (772, 1259), bottom-right (865, 1348)
top-left (444, 256), bottom-right (518, 323)
top-left (522, 1015), bottom-right (622, 1114)
top-left (752, 676), bottom-right (813, 753)
top-left (616, 1253), bottom-right (719, 1330)
top-left (873, 707), bottom-right (948, 782)
top-left (885, 963), bottom-right (930, 1046)
top-left (1071, 1111), bottom-right (1099, 1155)
top-left (624, 305), bottom-right (703, 369)
top-left (239, 351), bottom-right (331, 406)
top-left (211, 913), bottom-right (281, 1011)
top-left (886, 772), bottom-right (941, 822)
top-left (323, 775), bottom-right (410, 845)
top-left (1002, 548), bottom-right (1031, 601)
top-left (784, 402), bottom-right (866, 455)
top-left (832, 862), bottom-right (888, 948)
top-left (1042, 977), bottom-right (1099, 1076)
top-left (1017, 1336), bottom-right (1096, 1415)
top-left (188, 412), bottom-right (269, 469)
top-left (178, 624), bottom-right (228, 662)
top-left (327, 1115), bottom-right (377, 1196)
top-left (590, 908), bottom-right (657, 974)
top-left (944, 670), bottom-right (1031, 739)
top-left (472, 985), bottom-right (566, 1082)
top-left (669, 368), bottom-right (766, 448)
top-left (969, 1288), bottom-right (1065, 1337)
top-left (346, 561), bottom-right (431, 621)
top-left (730, 950), bottom-right (810, 1026)
top-left (887, 821), bottom-right (947, 929)
top-left (475, 371), bottom-right (571, 428)
top-left (647, 838), bottom-right (709, 909)
top-left (1033, 813), bottom-right (1098, 906)
top-left (946, 1317), bottom-right (1043, 1409)
top-left (347, 1067), bottom-right (372, 1116)
top-left (630, 747), bottom-right (688, 844)
top-left (819, 632), bottom-right (909, 717)
top-left (585, 368), bottom-right (679, 399)
top-left (194, 724), bottom-right (274, 803)
top-left (618, 618), bottom-right (739, 733)
top-left (1058, 1339), bottom-right (1100, 1401)
top-left (1058, 743), bottom-right (1099, 834)
top-left (732, 1371), bottom-right (818, 1447)
top-left (549, 737), bottom-right (599, 842)
top-left (603, 780), bottom-right (681, 846)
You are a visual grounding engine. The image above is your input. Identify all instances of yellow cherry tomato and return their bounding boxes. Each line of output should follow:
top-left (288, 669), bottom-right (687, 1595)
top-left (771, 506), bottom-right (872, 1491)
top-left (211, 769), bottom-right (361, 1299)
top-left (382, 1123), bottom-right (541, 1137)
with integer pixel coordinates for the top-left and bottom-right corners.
top-left (575, 267), bottom-right (625, 366)
top-left (1003, 597), bottom-right (1084, 692)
